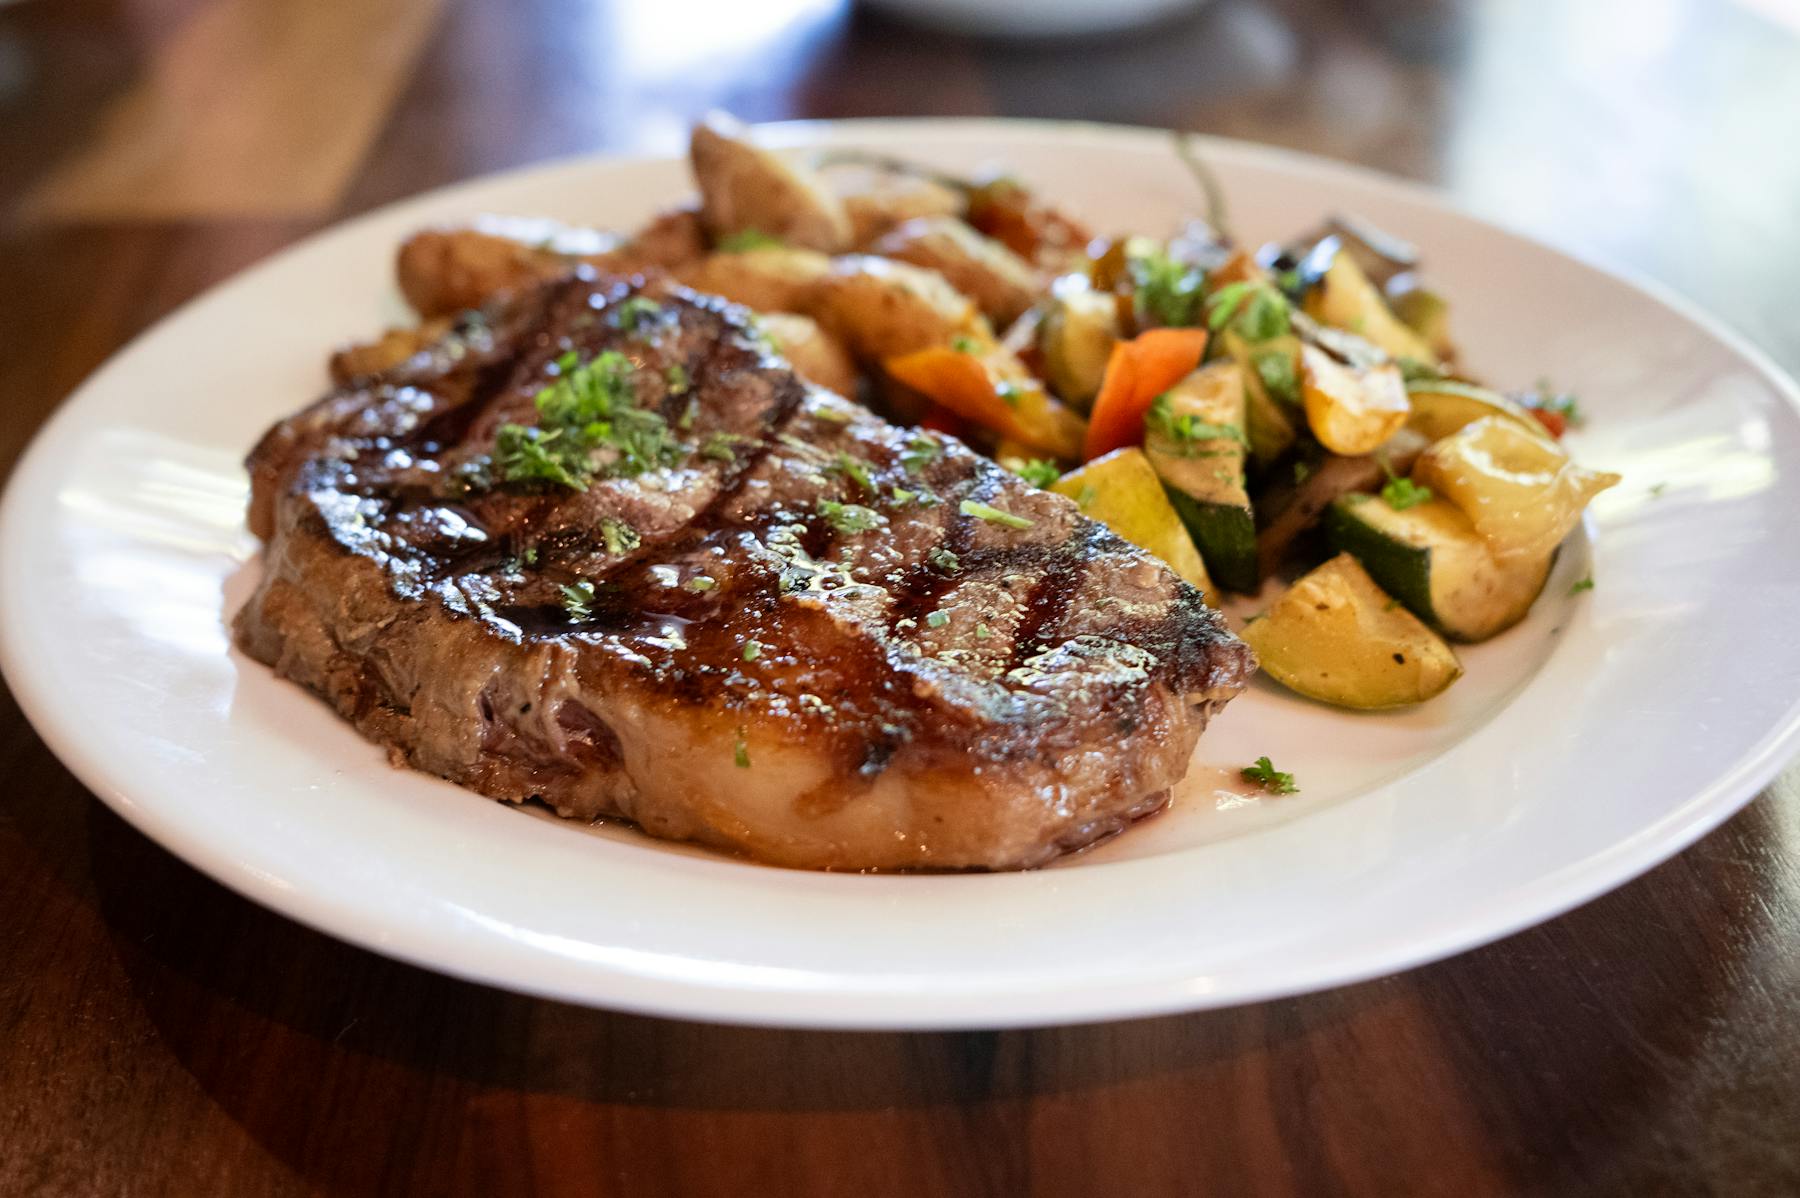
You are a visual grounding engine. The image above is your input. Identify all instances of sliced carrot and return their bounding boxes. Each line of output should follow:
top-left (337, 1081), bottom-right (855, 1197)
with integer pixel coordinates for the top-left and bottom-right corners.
top-left (1083, 327), bottom-right (1209, 460)
top-left (884, 346), bottom-right (1086, 460)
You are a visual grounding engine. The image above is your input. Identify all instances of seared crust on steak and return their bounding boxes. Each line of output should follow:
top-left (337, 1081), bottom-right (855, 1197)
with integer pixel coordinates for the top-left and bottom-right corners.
top-left (236, 270), bottom-right (1255, 870)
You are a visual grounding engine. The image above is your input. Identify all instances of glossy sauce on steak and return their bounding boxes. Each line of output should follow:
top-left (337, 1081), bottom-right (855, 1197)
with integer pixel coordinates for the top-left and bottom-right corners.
top-left (236, 270), bottom-right (1255, 870)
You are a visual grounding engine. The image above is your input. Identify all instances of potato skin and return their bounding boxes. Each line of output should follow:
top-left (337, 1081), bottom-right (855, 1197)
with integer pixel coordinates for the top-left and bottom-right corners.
top-left (328, 318), bottom-right (453, 385)
top-left (869, 216), bottom-right (1041, 328)
top-left (673, 247), bottom-right (833, 314)
top-left (807, 255), bottom-right (987, 363)
top-left (689, 112), bottom-right (852, 252)
top-left (841, 176), bottom-right (966, 247)
top-left (755, 312), bottom-right (859, 397)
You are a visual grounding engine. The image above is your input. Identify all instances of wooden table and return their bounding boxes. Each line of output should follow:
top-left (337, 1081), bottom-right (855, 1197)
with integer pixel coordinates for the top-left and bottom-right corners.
top-left (4, 0), bottom-right (1798, 1192)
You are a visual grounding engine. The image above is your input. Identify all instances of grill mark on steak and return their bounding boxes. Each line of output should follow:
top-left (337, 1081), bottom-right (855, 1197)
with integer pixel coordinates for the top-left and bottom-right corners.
top-left (235, 270), bottom-right (1257, 870)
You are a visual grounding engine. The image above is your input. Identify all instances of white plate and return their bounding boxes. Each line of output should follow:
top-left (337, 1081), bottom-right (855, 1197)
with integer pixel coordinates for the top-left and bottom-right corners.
top-left (4, 121), bottom-right (1798, 1029)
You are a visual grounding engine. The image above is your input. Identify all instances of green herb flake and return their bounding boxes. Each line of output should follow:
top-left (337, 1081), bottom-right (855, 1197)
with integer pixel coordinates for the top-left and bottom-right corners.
top-left (718, 229), bottom-right (784, 253)
top-left (817, 499), bottom-right (883, 534)
top-left (1129, 244), bottom-right (1206, 328)
top-left (1381, 476), bottom-right (1433, 511)
top-left (499, 350), bottom-right (683, 489)
top-left (1569, 576), bottom-right (1595, 595)
top-left (495, 424), bottom-right (588, 491)
top-left (560, 580), bottom-right (597, 621)
top-left (1649, 482), bottom-right (1668, 498)
top-left (1383, 597), bottom-right (1402, 611)
top-left (612, 296), bottom-right (663, 332)
top-left (733, 729), bottom-right (751, 768)
top-left (927, 546), bottom-right (960, 573)
top-left (521, 545), bottom-right (539, 566)
top-left (1532, 378), bottom-right (1586, 427)
top-left (833, 452), bottom-right (875, 494)
top-left (665, 363), bottom-right (691, 395)
top-left (890, 486), bottom-right (918, 506)
top-left (1293, 461), bottom-right (1314, 485)
top-left (1013, 459), bottom-right (1061, 488)
top-left (742, 640), bottom-right (762, 662)
top-left (1241, 756), bottom-right (1299, 795)
top-left (599, 517), bottom-right (641, 556)
top-left (684, 575), bottom-right (717, 592)
top-left (975, 623), bottom-right (993, 639)
top-left (926, 609), bottom-right (951, 628)
top-left (900, 434), bottom-right (942, 475)
top-left (554, 349), bottom-right (580, 372)
top-left (959, 499), bottom-right (1034, 530)
top-left (1206, 280), bottom-right (1290, 343)
top-left (994, 380), bottom-right (1022, 408)
top-left (1144, 393), bottom-right (1246, 452)
top-left (950, 335), bottom-right (979, 353)
top-left (812, 406), bottom-right (853, 424)
top-left (701, 431), bottom-right (747, 463)
top-left (1075, 484), bottom-right (1097, 510)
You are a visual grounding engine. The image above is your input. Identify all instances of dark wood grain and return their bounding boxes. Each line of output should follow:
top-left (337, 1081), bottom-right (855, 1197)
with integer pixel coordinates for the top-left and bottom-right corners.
top-left (3, 0), bottom-right (1799, 1193)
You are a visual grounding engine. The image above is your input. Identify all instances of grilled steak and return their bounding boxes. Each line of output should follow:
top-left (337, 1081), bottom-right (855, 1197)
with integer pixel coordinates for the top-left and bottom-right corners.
top-left (236, 270), bottom-right (1255, 870)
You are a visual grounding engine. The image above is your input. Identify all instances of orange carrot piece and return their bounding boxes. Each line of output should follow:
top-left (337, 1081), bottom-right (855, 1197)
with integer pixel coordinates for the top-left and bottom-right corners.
top-left (1083, 328), bottom-right (1209, 460)
top-left (884, 346), bottom-right (1086, 460)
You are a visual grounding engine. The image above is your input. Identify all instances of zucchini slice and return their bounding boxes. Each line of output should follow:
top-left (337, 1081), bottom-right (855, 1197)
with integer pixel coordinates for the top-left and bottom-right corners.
top-left (1404, 380), bottom-right (1551, 444)
top-left (1143, 361), bottom-right (1259, 593)
top-left (1324, 493), bottom-right (1553, 642)
top-left (1052, 448), bottom-right (1216, 603)
top-left (1239, 553), bottom-right (1462, 710)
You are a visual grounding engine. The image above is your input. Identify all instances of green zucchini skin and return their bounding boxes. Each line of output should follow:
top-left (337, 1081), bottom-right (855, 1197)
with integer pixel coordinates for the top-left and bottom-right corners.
top-left (1324, 493), bottom-right (1553, 642)
top-left (1166, 487), bottom-right (1259, 594)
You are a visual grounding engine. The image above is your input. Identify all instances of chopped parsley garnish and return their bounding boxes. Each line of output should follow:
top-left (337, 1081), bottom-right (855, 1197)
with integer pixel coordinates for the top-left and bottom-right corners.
top-left (1381, 475), bottom-right (1433, 510)
top-left (677, 396), bottom-right (698, 431)
top-left (1253, 347), bottom-right (1300, 405)
top-left (975, 623), bottom-right (993, 639)
top-left (701, 431), bottom-right (747, 462)
top-left (1649, 481), bottom-right (1668, 498)
top-left (496, 424), bottom-right (587, 490)
top-left (1377, 454), bottom-right (1432, 510)
top-left (812, 406), bottom-right (852, 424)
top-left (900, 434), bottom-right (942, 474)
top-left (994, 379), bottom-right (1023, 408)
top-left (1569, 576), bottom-right (1595, 595)
top-left (1293, 460), bottom-right (1314, 485)
top-left (1144, 392), bottom-right (1245, 451)
top-left (599, 517), bottom-right (640, 556)
top-left (1075, 484), bottom-right (1097, 509)
top-left (684, 575), bottom-right (717, 592)
top-left (496, 350), bottom-right (681, 490)
top-left (950, 335), bottom-right (979, 353)
top-left (817, 499), bottom-right (882, 534)
top-left (718, 229), bottom-right (784, 252)
top-left (560, 580), bottom-right (597, 621)
top-left (891, 486), bottom-right (918, 505)
top-left (1012, 459), bottom-right (1061, 488)
top-left (926, 609), bottom-right (950, 628)
top-left (665, 363), bottom-right (690, 395)
top-left (1205, 281), bottom-right (1290, 342)
top-left (959, 499), bottom-right (1033, 530)
top-left (927, 546), bottom-right (960, 572)
top-left (1128, 244), bottom-right (1206, 328)
top-left (742, 640), bottom-right (762, 662)
top-left (612, 296), bottom-right (663, 331)
top-left (521, 545), bottom-right (539, 566)
top-left (833, 452), bottom-right (875, 494)
top-left (1241, 756), bottom-right (1299, 794)
top-left (734, 729), bottom-right (751, 768)
top-left (1531, 381), bottom-right (1585, 427)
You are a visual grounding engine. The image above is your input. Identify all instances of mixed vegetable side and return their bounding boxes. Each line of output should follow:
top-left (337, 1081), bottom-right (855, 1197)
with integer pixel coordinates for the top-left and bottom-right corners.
top-left (377, 115), bottom-right (1623, 714)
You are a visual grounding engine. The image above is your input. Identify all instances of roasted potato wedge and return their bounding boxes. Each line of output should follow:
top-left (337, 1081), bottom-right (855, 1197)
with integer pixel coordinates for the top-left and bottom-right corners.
top-left (328, 318), bottom-right (454, 385)
top-left (690, 112), bottom-right (852, 252)
top-left (808, 255), bottom-right (987, 362)
top-left (674, 246), bottom-right (833, 313)
top-left (837, 173), bottom-right (966, 247)
top-left (396, 217), bottom-right (621, 318)
top-left (869, 216), bottom-right (1041, 328)
top-left (755, 312), bottom-right (860, 397)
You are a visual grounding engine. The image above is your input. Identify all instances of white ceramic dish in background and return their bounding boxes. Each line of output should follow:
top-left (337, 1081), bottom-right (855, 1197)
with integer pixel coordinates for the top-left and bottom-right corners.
top-left (3, 121), bottom-right (1797, 1030)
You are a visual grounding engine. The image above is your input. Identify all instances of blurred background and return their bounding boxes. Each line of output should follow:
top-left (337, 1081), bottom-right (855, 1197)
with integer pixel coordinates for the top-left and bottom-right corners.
top-left (2, 0), bottom-right (1798, 467)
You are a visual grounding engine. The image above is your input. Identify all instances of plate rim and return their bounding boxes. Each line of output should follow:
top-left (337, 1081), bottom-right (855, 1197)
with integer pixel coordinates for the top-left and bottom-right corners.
top-left (5, 117), bottom-right (1799, 1030)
